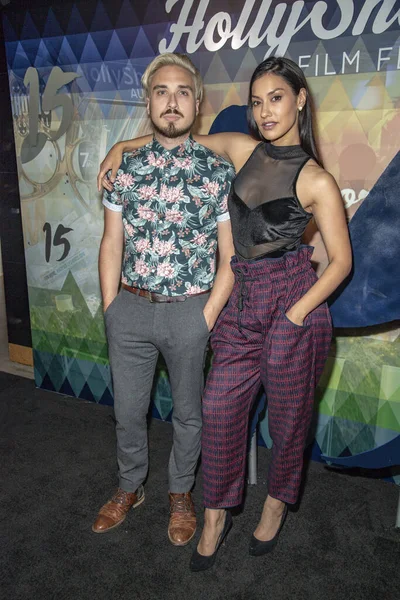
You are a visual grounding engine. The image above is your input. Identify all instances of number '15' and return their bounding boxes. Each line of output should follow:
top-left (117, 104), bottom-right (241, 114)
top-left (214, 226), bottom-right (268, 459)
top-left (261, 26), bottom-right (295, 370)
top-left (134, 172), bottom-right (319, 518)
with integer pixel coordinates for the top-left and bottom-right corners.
top-left (43, 222), bottom-right (73, 262)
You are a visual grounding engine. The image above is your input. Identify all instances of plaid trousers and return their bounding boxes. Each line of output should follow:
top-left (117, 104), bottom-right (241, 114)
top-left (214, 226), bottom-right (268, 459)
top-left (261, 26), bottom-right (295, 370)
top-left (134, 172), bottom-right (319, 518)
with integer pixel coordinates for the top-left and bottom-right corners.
top-left (202, 246), bottom-right (332, 507)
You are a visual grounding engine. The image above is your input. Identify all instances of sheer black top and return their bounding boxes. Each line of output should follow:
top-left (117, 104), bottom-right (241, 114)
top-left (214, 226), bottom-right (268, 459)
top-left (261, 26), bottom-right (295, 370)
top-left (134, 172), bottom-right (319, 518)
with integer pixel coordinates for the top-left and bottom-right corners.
top-left (228, 143), bottom-right (313, 259)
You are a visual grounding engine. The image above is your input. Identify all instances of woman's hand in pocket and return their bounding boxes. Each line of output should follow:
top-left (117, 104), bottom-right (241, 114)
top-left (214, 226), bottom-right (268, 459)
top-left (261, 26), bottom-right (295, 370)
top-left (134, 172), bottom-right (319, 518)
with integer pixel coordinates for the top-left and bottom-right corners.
top-left (285, 305), bottom-right (306, 327)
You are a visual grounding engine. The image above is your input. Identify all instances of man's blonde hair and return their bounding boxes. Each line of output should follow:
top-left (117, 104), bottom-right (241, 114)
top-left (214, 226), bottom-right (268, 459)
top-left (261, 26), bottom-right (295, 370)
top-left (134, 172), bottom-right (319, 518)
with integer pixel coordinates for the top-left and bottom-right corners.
top-left (141, 53), bottom-right (204, 103)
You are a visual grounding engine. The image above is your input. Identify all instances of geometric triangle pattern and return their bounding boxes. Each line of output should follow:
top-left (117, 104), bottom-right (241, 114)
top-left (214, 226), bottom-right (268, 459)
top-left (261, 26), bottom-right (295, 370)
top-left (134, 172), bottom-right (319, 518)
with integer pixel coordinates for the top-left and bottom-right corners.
top-left (3, 2), bottom-right (399, 177)
top-left (310, 333), bottom-right (400, 461)
top-left (30, 270), bottom-right (171, 417)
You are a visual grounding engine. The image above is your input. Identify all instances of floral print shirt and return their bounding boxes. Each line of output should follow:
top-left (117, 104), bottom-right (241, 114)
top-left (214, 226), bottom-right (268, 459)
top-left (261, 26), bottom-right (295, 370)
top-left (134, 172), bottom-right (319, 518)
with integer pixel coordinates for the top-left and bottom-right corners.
top-left (103, 135), bottom-right (235, 296)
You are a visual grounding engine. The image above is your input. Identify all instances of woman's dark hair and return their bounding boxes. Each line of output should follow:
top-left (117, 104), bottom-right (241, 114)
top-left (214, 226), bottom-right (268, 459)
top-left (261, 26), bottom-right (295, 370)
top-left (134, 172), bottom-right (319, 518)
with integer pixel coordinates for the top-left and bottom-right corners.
top-left (247, 56), bottom-right (323, 167)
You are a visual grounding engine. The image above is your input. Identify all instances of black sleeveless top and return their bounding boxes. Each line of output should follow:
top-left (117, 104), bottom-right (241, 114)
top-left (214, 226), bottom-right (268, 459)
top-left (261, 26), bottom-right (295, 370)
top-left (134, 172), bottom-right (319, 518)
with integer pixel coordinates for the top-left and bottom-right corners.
top-left (228, 143), bottom-right (313, 259)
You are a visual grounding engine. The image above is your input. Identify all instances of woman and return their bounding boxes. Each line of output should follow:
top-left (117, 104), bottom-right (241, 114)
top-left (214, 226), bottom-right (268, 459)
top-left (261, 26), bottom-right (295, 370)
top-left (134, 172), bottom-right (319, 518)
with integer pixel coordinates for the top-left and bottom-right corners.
top-left (98, 57), bottom-right (352, 570)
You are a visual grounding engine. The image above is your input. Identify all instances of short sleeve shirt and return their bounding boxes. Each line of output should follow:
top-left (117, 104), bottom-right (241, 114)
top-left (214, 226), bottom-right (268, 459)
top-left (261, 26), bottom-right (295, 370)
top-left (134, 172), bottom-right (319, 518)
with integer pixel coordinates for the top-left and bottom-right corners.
top-left (103, 135), bottom-right (235, 296)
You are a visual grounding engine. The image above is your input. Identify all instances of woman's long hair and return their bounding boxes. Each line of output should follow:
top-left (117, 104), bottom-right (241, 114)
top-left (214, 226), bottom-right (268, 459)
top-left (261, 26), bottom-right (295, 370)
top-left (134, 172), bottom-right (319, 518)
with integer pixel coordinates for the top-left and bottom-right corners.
top-left (247, 57), bottom-right (323, 167)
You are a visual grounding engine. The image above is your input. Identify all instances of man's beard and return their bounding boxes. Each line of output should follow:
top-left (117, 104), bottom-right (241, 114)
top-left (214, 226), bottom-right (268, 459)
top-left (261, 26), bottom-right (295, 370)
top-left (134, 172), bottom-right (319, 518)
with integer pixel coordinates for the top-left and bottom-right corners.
top-left (151, 109), bottom-right (195, 139)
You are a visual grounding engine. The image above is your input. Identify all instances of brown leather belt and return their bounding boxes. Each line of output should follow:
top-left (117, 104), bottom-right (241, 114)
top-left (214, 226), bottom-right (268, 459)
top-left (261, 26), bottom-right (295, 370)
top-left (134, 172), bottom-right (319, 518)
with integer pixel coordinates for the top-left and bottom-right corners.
top-left (121, 283), bottom-right (210, 303)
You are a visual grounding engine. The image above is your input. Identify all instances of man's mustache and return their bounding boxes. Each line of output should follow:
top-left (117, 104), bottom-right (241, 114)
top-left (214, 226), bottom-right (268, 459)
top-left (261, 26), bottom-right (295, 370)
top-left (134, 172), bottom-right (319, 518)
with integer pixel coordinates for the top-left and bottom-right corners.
top-left (161, 108), bottom-right (184, 118)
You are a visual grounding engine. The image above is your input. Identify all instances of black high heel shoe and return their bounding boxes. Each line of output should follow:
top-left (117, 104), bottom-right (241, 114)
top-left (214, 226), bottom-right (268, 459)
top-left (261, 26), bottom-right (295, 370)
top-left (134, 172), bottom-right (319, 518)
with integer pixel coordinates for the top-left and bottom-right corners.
top-left (189, 511), bottom-right (233, 572)
top-left (249, 504), bottom-right (288, 556)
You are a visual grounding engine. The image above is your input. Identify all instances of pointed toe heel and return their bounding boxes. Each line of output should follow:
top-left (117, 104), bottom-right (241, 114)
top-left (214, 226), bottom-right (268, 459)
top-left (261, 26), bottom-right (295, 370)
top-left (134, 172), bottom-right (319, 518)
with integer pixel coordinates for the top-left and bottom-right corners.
top-left (190, 511), bottom-right (232, 572)
top-left (249, 505), bottom-right (288, 556)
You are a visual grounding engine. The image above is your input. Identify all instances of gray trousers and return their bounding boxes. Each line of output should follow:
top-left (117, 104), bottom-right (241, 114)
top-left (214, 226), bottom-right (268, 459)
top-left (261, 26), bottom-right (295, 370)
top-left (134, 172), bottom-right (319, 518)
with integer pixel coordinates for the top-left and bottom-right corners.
top-left (105, 288), bottom-right (210, 493)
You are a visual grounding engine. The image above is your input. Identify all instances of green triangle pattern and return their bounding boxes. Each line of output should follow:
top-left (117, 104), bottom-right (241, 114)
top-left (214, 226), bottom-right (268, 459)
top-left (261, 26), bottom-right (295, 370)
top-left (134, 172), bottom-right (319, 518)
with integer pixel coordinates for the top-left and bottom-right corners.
top-left (347, 425), bottom-right (377, 455)
top-left (376, 401), bottom-right (400, 432)
top-left (380, 366), bottom-right (400, 402)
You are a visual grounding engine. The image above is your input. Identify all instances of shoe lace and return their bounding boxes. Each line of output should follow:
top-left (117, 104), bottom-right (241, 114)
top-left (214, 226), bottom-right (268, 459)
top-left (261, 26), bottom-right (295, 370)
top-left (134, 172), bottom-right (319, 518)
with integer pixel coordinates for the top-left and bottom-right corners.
top-left (111, 489), bottom-right (131, 505)
top-left (170, 494), bottom-right (192, 514)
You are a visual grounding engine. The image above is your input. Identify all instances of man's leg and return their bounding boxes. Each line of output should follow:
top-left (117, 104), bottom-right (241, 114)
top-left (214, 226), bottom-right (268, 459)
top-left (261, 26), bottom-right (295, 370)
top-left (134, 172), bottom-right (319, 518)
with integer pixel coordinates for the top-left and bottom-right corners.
top-left (156, 294), bottom-right (210, 545)
top-left (92, 290), bottom-right (159, 533)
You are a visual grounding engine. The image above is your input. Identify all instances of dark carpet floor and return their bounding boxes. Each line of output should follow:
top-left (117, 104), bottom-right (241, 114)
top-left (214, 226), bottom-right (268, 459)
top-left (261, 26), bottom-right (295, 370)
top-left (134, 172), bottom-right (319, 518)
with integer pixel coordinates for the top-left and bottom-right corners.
top-left (1, 371), bottom-right (399, 600)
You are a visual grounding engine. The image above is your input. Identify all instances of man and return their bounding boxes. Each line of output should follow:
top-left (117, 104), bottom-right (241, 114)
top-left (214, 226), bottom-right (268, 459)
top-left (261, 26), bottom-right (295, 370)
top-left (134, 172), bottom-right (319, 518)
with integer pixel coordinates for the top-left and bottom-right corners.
top-left (93, 53), bottom-right (235, 547)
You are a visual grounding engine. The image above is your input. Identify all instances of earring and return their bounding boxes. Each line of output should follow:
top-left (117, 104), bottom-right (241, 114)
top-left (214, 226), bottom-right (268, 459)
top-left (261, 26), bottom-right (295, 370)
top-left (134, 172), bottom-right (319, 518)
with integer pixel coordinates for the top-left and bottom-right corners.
top-left (298, 106), bottom-right (303, 111)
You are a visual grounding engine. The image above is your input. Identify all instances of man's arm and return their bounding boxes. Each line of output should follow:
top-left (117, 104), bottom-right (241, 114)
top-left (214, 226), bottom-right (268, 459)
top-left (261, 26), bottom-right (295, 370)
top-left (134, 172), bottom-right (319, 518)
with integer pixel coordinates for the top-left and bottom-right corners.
top-left (203, 219), bottom-right (235, 331)
top-left (99, 208), bottom-right (124, 312)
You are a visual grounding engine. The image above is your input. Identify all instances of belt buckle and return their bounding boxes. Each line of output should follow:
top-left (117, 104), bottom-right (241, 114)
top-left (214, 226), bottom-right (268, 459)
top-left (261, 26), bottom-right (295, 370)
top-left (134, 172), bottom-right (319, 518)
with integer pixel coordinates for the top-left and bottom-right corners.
top-left (146, 290), bottom-right (153, 303)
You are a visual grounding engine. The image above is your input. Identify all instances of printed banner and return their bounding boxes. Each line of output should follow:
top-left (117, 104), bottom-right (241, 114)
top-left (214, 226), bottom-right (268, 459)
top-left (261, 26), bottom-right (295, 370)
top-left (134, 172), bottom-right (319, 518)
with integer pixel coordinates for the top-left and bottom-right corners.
top-left (2, 0), bottom-right (400, 464)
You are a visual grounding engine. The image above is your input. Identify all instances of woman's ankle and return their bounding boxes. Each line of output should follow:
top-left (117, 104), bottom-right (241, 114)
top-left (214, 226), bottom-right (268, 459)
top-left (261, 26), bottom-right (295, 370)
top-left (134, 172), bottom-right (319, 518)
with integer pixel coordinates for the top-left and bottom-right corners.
top-left (264, 495), bottom-right (285, 512)
top-left (204, 508), bottom-right (226, 527)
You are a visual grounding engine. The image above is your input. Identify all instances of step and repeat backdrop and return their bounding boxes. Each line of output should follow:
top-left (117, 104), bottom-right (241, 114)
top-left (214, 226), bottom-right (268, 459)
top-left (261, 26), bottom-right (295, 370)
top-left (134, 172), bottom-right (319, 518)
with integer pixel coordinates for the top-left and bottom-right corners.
top-left (2, 0), bottom-right (400, 463)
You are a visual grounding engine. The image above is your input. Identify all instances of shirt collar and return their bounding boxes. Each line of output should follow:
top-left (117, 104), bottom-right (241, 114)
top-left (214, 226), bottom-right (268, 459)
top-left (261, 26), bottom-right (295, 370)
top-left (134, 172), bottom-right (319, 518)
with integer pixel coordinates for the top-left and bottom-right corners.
top-left (151, 134), bottom-right (194, 156)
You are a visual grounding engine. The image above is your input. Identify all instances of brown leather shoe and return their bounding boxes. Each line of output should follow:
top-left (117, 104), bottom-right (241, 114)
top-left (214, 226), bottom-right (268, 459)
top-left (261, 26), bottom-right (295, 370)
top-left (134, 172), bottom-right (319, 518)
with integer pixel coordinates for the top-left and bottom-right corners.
top-left (168, 492), bottom-right (197, 546)
top-left (92, 485), bottom-right (145, 534)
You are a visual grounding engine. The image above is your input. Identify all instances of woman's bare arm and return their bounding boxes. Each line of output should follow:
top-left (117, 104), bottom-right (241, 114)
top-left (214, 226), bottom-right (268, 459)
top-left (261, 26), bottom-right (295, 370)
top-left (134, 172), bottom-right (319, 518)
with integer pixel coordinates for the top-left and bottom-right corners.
top-left (286, 168), bottom-right (352, 326)
top-left (193, 132), bottom-right (257, 169)
top-left (97, 132), bottom-right (258, 191)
